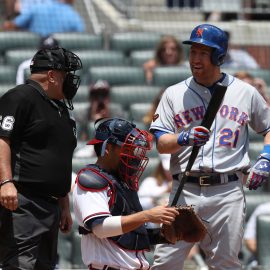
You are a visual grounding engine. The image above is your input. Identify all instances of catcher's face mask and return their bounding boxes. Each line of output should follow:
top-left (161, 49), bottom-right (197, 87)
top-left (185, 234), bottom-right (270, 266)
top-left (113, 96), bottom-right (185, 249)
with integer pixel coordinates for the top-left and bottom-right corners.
top-left (119, 129), bottom-right (152, 191)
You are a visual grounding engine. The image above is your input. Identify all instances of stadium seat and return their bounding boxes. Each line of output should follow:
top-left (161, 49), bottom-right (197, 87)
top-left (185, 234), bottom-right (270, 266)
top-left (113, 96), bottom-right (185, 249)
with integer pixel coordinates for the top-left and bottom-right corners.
top-left (245, 192), bottom-right (270, 221)
top-left (74, 50), bottom-right (127, 70)
top-left (72, 157), bottom-right (96, 173)
top-left (110, 85), bottom-right (160, 110)
top-left (129, 50), bottom-right (154, 66)
top-left (52, 33), bottom-right (103, 50)
top-left (257, 214), bottom-right (270, 266)
top-left (88, 66), bottom-right (145, 86)
top-left (109, 32), bottom-right (161, 55)
top-left (140, 157), bottom-right (160, 183)
top-left (153, 66), bottom-right (192, 87)
top-left (249, 141), bottom-right (264, 163)
top-left (129, 103), bottom-right (152, 122)
top-left (57, 230), bottom-right (73, 269)
top-left (0, 32), bottom-right (40, 53)
top-left (5, 49), bottom-right (36, 67)
top-left (0, 84), bottom-right (14, 97)
top-left (223, 68), bottom-right (270, 86)
top-left (71, 231), bottom-right (85, 269)
top-left (248, 126), bottom-right (262, 142)
top-left (0, 65), bottom-right (17, 84)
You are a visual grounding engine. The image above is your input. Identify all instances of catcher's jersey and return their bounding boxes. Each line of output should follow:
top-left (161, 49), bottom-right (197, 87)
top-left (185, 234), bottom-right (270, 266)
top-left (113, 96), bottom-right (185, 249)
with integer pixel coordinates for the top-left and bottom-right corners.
top-left (73, 183), bottom-right (149, 269)
top-left (150, 74), bottom-right (270, 175)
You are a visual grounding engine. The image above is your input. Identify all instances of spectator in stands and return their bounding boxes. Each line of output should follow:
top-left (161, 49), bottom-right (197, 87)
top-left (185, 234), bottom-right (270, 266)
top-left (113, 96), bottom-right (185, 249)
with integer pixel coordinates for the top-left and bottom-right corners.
top-left (143, 88), bottom-right (165, 128)
top-left (222, 31), bottom-right (259, 69)
top-left (16, 35), bottom-right (59, 85)
top-left (234, 71), bottom-right (270, 105)
top-left (3, 0), bottom-right (85, 37)
top-left (75, 80), bottom-right (111, 142)
top-left (14, 0), bottom-right (54, 14)
top-left (143, 35), bottom-right (187, 83)
top-left (138, 153), bottom-right (172, 210)
top-left (244, 202), bottom-right (270, 266)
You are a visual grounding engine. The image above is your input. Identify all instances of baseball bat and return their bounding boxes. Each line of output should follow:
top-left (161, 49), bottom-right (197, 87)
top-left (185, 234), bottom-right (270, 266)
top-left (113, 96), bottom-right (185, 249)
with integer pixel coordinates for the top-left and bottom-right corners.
top-left (170, 82), bottom-right (228, 206)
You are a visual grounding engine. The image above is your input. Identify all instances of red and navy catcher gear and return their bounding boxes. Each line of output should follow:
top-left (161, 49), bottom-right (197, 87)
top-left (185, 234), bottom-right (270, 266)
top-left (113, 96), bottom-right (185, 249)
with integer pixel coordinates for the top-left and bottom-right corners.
top-left (183, 24), bottom-right (228, 66)
top-left (87, 118), bottom-right (153, 191)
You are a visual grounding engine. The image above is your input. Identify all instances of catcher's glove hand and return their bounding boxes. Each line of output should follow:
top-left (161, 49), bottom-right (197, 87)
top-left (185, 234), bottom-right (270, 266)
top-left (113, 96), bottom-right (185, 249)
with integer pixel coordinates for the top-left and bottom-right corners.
top-left (161, 205), bottom-right (207, 244)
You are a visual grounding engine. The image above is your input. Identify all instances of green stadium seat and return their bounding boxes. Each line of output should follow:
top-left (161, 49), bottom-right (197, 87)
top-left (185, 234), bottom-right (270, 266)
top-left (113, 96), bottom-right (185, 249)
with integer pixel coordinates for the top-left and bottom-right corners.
top-left (57, 230), bottom-right (73, 269)
top-left (88, 66), bottom-right (145, 86)
top-left (245, 193), bottom-right (270, 221)
top-left (153, 66), bottom-right (192, 87)
top-left (257, 214), bottom-right (270, 267)
top-left (52, 33), bottom-right (103, 50)
top-left (0, 65), bottom-right (17, 84)
top-left (72, 157), bottom-right (96, 173)
top-left (223, 68), bottom-right (270, 86)
top-left (74, 50), bottom-right (127, 70)
top-left (129, 103), bottom-right (152, 122)
top-left (70, 231), bottom-right (85, 269)
top-left (140, 157), bottom-right (160, 183)
top-left (248, 126), bottom-right (262, 142)
top-left (5, 49), bottom-right (35, 67)
top-left (249, 141), bottom-right (264, 163)
top-left (110, 85), bottom-right (160, 110)
top-left (109, 32), bottom-right (161, 55)
top-left (130, 50), bottom-right (154, 66)
top-left (0, 84), bottom-right (14, 97)
top-left (0, 32), bottom-right (40, 53)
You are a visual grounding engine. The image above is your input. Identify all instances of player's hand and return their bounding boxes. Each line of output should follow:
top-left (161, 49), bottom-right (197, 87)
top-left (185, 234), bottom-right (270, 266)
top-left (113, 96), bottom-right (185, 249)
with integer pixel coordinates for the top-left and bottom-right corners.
top-left (177, 126), bottom-right (210, 146)
top-left (0, 182), bottom-right (18, 211)
top-left (246, 154), bottom-right (270, 190)
top-left (145, 205), bottom-right (179, 225)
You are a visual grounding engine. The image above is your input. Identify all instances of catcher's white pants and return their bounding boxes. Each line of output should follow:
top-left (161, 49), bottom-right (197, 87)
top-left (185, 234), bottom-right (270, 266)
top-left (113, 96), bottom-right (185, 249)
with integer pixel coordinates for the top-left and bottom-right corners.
top-left (151, 178), bottom-right (245, 270)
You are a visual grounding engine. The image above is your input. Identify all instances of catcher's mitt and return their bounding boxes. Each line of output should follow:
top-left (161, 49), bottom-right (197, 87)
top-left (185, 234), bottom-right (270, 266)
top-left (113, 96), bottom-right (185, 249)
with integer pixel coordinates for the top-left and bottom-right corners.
top-left (161, 205), bottom-right (207, 244)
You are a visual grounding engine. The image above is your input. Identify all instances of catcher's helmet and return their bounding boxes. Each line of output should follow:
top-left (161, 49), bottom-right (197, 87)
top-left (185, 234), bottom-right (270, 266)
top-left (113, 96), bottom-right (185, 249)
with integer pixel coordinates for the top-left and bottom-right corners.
top-left (87, 118), bottom-right (152, 190)
top-left (183, 24), bottom-right (228, 66)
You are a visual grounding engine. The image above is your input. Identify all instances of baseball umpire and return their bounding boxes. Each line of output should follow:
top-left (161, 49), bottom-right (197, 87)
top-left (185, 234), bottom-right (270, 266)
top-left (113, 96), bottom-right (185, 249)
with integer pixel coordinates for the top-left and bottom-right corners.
top-left (149, 24), bottom-right (270, 269)
top-left (73, 117), bottom-right (179, 270)
top-left (0, 46), bottom-right (82, 269)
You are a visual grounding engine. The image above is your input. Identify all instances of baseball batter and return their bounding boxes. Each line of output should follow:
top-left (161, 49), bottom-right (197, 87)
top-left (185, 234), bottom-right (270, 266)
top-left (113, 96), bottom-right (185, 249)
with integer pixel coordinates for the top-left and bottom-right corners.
top-left (73, 118), bottom-right (179, 270)
top-left (150, 24), bottom-right (270, 269)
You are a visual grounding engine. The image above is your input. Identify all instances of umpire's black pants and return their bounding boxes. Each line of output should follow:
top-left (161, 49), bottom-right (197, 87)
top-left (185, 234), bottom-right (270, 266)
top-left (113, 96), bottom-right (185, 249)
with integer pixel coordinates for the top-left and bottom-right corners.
top-left (0, 190), bottom-right (60, 270)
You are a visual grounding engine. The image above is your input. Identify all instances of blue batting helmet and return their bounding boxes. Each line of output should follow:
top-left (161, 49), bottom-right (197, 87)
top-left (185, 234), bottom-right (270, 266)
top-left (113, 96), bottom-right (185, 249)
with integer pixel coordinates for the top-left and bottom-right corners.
top-left (183, 24), bottom-right (228, 66)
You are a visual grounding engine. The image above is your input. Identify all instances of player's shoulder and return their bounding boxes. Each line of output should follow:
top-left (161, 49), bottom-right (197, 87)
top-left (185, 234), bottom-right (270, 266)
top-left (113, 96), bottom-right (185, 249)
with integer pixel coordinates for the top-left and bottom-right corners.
top-left (77, 165), bottom-right (112, 192)
top-left (0, 84), bottom-right (34, 102)
top-left (165, 78), bottom-right (190, 95)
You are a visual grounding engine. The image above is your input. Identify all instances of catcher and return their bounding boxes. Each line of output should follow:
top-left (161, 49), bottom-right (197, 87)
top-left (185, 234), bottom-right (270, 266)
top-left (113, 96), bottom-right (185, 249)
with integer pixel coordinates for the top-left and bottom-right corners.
top-left (73, 118), bottom-right (181, 270)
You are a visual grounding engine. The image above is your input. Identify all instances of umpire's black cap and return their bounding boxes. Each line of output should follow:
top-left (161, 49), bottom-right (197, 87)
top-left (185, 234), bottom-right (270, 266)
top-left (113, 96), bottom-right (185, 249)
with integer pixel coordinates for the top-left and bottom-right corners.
top-left (30, 46), bottom-right (82, 74)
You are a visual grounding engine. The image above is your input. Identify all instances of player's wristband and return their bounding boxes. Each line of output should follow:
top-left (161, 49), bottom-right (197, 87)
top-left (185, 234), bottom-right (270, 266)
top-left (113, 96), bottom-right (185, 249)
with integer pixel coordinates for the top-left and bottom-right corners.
top-left (0, 179), bottom-right (14, 187)
top-left (262, 144), bottom-right (270, 154)
top-left (257, 144), bottom-right (270, 162)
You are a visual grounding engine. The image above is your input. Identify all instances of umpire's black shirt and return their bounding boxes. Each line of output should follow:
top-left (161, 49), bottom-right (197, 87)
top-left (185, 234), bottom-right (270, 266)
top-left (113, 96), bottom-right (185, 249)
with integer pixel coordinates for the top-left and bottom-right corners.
top-left (0, 79), bottom-right (77, 197)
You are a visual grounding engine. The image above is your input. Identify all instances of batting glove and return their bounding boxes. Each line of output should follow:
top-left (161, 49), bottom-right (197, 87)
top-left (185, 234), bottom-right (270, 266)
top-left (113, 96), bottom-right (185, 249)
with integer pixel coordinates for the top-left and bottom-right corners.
top-left (246, 153), bottom-right (270, 190)
top-left (177, 126), bottom-right (210, 147)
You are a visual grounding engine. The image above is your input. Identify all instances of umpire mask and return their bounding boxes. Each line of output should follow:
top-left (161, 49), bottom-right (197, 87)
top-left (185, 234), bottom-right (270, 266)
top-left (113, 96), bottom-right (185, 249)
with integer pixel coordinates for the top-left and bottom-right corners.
top-left (30, 47), bottom-right (82, 110)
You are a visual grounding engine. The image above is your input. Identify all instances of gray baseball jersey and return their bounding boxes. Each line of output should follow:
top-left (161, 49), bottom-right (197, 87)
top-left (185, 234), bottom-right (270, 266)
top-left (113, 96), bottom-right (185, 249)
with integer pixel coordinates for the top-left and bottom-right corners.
top-left (150, 74), bottom-right (270, 175)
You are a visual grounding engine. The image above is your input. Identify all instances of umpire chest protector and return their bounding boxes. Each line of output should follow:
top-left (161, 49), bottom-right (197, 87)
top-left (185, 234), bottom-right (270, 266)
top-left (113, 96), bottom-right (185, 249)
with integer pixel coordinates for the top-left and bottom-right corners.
top-left (77, 164), bottom-right (151, 251)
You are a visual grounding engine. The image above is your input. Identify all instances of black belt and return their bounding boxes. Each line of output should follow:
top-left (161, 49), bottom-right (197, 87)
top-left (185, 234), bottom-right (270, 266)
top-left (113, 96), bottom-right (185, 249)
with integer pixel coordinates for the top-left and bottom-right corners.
top-left (173, 174), bottom-right (238, 186)
top-left (88, 265), bottom-right (119, 270)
